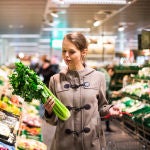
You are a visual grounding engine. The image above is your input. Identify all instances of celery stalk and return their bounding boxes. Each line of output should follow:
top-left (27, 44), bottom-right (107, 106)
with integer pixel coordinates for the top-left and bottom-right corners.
top-left (9, 62), bottom-right (70, 121)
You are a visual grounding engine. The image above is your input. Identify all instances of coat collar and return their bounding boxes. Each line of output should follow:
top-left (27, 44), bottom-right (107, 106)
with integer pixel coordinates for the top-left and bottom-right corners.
top-left (60, 65), bottom-right (95, 77)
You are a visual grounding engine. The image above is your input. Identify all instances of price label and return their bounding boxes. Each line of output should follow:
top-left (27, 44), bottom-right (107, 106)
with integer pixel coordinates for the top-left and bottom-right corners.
top-left (148, 80), bottom-right (150, 88)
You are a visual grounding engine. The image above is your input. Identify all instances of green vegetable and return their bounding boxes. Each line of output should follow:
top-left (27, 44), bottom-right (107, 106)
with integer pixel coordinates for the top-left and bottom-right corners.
top-left (0, 79), bottom-right (4, 85)
top-left (9, 62), bottom-right (70, 121)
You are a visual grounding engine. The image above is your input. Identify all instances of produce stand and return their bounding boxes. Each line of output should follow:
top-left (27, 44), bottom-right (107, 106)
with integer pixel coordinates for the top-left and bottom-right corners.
top-left (0, 108), bottom-right (20, 146)
top-left (111, 67), bottom-right (150, 149)
top-left (0, 65), bottom-right (47, 150)
top-left (16, 100), bottom-right (47, 150)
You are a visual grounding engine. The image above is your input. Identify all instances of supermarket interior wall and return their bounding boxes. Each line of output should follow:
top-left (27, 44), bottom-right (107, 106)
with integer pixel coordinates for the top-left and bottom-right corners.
top-left (0, 0), bottom-right (150, 66)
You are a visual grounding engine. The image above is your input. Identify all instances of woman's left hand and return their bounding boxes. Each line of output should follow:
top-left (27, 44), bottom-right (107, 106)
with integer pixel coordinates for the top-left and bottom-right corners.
top-left (109, 105), bottom-right (122, 118)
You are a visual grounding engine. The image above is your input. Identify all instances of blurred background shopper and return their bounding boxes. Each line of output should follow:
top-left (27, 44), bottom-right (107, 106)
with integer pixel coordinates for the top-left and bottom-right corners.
top-left (38, 58), bottom-right (58, 88)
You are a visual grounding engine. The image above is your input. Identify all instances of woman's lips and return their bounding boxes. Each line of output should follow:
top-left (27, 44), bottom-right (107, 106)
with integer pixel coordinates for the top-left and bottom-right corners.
top-left (65, 60), bottom-right (71, 64)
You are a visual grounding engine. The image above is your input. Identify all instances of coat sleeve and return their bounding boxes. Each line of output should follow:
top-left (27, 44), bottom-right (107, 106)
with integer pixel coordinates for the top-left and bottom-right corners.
top-left (43, 75), bottom-right (58, 126)
top-left (98, 73), bottom-right (113, 117)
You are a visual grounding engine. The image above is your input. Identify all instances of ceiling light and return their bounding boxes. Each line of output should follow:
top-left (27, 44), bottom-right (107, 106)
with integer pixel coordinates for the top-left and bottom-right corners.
top-left (51, 11), bottom-right (58, 18)
top-left (93, 21), bottom-right (101, 27)
top-left (118, 26), bottom-right (125, 32)
top-left (127, 0), bottom-right (133, 4)
top-left (8, 25), bottom-right (13, 29)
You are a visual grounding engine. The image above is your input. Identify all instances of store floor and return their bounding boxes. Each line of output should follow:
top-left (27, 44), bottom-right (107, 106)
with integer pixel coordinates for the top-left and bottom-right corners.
top-left (41, 119), bottom-right (148, 150)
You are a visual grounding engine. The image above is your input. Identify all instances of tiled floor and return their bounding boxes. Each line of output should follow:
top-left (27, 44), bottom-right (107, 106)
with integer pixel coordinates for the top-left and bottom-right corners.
top-left (103, 120), bottom-right (147, 150)
top-left (41, 119), bottom-right (149, 150)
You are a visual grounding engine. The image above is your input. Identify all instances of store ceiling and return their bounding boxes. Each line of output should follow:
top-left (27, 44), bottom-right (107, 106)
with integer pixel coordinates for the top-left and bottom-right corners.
top-left (0, 0), bottom-right (150, 53)
top-left (0, 0), bottom-right (46, 34)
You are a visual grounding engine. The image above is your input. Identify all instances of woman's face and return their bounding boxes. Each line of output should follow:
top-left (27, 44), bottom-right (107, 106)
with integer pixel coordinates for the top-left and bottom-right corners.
top-left (62, 38), bottom-right (86, 70)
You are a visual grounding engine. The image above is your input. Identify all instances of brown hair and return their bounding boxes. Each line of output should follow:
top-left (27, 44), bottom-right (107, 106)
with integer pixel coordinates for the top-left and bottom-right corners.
top-left (106, 64), bottom-right (115, 72)
top-left (64, 32), bottom-right (88, 51)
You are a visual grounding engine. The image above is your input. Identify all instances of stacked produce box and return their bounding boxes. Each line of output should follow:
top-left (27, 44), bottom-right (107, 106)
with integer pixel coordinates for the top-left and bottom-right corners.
top-left (16, 100), bottom-right (47, 150)
top-left (0, 65), bottom-right (47, 150)
top-left (0, 66), bottom-right (20, 150)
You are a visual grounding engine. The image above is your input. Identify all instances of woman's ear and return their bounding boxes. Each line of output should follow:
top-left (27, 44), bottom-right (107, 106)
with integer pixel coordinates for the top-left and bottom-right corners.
top-left (82, 49), bottom-right (88, 57)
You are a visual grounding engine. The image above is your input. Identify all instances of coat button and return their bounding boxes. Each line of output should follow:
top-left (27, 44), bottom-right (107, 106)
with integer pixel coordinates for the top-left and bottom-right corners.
top-left (65, 129), bottom-right (72, 134)
top-left (64, 84), bottom-right (70, 89)
top-left (66, 106), bottom-right (72, 110)
top-left (83, 127), bottom-right (90, 133)
top-left (84, 104), bottom-right (91, 110)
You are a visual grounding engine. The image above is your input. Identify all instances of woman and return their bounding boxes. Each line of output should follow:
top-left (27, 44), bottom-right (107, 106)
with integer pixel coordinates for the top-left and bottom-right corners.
top-left (43, 32), bottom-right (121, 150)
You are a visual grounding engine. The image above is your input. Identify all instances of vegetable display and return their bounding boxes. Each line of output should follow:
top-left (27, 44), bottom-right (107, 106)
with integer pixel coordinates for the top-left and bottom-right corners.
top-left (9, 62), bottom-right (70, 121)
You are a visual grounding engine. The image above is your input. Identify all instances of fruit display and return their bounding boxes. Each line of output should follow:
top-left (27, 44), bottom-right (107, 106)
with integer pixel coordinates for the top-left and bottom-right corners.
top-left (0, 65), bottom-right (47, 149)
top-left (16, 137), bottom-right (47, 150)
top-left (16, 99), bottom-right (47, 149)
top-left (0, 96), bottom-right (21, 116)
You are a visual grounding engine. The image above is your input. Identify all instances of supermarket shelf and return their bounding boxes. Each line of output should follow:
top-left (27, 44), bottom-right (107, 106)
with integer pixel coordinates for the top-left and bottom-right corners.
top-left (115, 70), bottom-right (138, 74)
top-left (122, 93), bottom-right (150, 104)
top-left (122, 116), bottom-right (150, 148)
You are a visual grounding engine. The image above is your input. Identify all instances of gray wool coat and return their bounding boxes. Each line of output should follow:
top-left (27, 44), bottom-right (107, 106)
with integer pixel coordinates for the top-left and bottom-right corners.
top-left (44, 66), bottom-right (112, 150)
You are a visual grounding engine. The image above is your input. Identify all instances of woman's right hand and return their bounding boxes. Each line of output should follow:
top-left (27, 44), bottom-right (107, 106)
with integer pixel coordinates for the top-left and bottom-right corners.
top-left (44, 96), bottom-right (55, 115)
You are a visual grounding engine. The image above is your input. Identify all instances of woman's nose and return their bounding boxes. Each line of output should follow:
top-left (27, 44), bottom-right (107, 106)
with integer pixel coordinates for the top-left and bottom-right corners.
top-left (64, 51), bottom-right (69, 57)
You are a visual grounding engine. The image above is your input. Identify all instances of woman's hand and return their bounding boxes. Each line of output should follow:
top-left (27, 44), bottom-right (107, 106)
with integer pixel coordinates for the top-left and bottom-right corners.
top-left (109, 105), bottom-right (122, 118)
top-left (44, 96), bottom-right (55, 115)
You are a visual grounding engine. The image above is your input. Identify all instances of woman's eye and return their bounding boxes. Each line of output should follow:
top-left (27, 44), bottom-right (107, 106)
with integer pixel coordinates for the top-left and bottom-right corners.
top-left (62, 49), bottom-right (75, 55)
top-left (69, 51), bottom-right (75, 54)
top-left (62, 50), bottom-right (66, 53)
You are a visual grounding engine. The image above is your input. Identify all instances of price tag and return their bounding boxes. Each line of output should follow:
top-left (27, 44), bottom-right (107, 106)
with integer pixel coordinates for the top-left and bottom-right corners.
top-left (148, 80), bottom-right (150, 88)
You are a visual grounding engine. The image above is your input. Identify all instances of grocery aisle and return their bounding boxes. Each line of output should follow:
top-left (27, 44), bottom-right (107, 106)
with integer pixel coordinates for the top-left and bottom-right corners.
top-left (41, 118), bottom-right (148, 150)
top-left (103, 120), bottom-right (146, 150)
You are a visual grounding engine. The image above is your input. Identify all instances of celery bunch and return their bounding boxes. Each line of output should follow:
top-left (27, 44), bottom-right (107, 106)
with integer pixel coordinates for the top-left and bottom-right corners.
top-left (9, 62), bottom-right (70, 121)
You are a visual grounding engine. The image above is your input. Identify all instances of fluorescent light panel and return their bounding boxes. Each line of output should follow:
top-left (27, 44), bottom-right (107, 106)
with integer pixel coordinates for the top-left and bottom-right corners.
top-left (42, 28), bottom-right (90, 32)
top-left (39, 39), bottom-right (50, 43)
top-left (52, 0), bottom-right (127, 4)
top-left (1, 34), bottom-right (40, 38)
top-left (38, 45), bottom-right (50, 48)
top-left (9, 42), bottom-right (38, 47)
